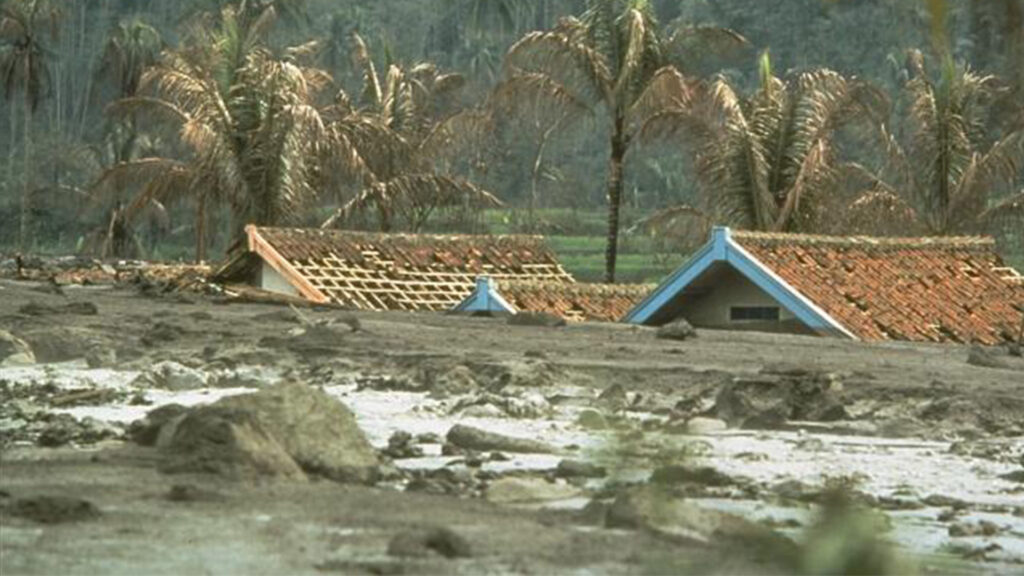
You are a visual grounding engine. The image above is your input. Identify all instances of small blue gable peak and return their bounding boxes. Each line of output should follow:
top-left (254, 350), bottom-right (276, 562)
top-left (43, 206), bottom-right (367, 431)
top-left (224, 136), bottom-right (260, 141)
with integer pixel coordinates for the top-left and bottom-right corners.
top-left (452, 275), bottom-right (516, 314)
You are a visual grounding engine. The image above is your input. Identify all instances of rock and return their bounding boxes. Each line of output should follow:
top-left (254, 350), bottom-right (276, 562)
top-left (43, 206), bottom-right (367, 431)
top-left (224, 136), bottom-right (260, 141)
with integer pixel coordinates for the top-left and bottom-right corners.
top-left (999, 469), bottom-right (1024, 483)
top-left (383, 431), bottom-right (425, 460)
top-left (656, 319), bottom-right (697, 341)
top-left (161, 381), bottom-right (379, 483)
top-left (922, 494), bottom-right (969, 509)
top-left (715, 370), bottom-right (846, 429)
top-left (596, 384), bottom-right (628, 410)
top-left (7, 496), bottom-right (101, 524)
top-left (507, 312), bottom-right (567, 328)
top-left (134, 361), bottom-right (209, 391)
top-left (415, 432), bottom-right (442, 444)
top-left (576, 409), bottom-right (608, 430)
top-left (19, 327), bottom-right (103, 363)
top-left (424, 365), bottom-right (479, 398)
top-left (967, 346), bottom-right (1012, 370)
top-left (84, 347), bottom-right (116, 369)
top-left (128, 404), bottom-right (189, 446)
top-left (0, 330), bottom-right (35, 366)
top-left (650, 465), bottom-right (737, 487)
top-left (161, 409), bottom-right (306, 481)
top-left (555, 459), bottom-right (607, 479)
top-left (486, 477), bottom-right (580, 504)
top-left (141, 322), bottom-right (185, 346)
top-left (37, 414), bottom-right (119, 447)
top-left (406, 468), bottom-right (476, 496)
top-left (387, 526), bottom-right (472, 559)
top-left (166, 484), bottom-right (224, 503)
top-left (949, 520), bottom-right (1002, 538)
top-left (606, 486), bottom-right (792, 549)
top-left (446, 424), bottom-right (556, 454)
top-left (684, 417), bottom-right (728, 435)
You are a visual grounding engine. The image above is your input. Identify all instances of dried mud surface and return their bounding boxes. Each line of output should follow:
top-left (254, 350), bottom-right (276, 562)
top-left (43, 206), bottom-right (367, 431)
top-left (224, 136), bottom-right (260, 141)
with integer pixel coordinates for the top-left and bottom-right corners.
top-left (1, 279), bottom-right (1022, 574)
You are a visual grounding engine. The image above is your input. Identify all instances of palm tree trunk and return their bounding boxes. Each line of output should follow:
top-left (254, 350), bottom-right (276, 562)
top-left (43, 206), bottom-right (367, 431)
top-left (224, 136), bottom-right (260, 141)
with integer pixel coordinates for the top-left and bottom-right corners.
top-left (529, 124), bottom-right (555, 232)
top-left (196, 195), bottom-right (207, 263)
top-left (20, 88), bottom-right (32, 252)
top-left (6, 97), bottom-right (17, 225)
top-left (604, 115), bottom-right (626, 284)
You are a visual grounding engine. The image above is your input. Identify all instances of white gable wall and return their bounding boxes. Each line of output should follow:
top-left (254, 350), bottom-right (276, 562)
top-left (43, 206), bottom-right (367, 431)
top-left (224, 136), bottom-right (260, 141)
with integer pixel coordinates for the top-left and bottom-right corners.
top-left (670, 265), bottom-right (816, 334)
top-left (260, 263), bottom-right (300, 297)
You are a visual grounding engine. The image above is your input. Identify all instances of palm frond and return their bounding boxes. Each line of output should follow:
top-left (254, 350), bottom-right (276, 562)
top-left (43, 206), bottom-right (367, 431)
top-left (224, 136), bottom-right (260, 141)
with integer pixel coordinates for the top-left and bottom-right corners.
top-left (351, 32), bottom-right (382, 108)
top-left (506, 29), bottom-right (611, 107)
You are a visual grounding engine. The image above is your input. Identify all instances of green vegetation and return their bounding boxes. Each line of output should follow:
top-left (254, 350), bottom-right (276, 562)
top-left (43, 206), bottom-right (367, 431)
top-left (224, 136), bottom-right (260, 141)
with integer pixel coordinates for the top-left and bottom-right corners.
top-left (0, 0), bottom-right (1021, 274)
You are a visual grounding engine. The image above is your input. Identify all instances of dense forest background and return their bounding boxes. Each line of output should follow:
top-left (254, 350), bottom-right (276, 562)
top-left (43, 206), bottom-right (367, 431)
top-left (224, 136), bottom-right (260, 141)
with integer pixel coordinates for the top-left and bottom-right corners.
top-left (1, 0), bottom-right (1022, 280)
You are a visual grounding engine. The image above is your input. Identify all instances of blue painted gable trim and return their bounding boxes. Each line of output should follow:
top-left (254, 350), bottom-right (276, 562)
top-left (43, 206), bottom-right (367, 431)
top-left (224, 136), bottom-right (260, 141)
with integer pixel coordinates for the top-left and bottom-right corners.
top-left (452, 276), bottom-right (516, 314)
top-left (622, 227), bottom-right (855, 339)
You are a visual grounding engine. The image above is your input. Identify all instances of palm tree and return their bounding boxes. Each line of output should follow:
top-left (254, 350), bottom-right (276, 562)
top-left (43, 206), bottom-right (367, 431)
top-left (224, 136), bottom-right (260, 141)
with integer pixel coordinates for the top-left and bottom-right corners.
top-left (321, 32), bottom-right (500, 232)
top-left (94, 17), bottom-right (165, 180)
top-left (0, 0), bottom-right (57, 250)
top-left (92, 3), bottom-right (354, 262)
top-left (503, 0), bottom-right (747, 282)
top-left (849, 51), bottom-right (1024, 236)
top-left (638, 52), bottom-right (888, 233)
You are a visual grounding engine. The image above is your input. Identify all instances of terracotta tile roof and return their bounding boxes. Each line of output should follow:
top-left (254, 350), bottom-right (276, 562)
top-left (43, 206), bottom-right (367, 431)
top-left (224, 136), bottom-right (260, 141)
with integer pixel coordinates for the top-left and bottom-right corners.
top-left (218, 226), bottom-right (574, 311)
top-left (498, 281), bottom-right (655, 323)
top-left (731, 230), bottom-right (1024, 345)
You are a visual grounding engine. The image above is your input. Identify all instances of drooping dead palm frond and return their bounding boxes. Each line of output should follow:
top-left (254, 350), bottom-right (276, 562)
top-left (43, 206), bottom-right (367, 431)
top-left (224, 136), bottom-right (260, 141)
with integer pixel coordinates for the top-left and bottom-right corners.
top-left (639, 51), bottom-right (888, 235)
top-left (323, 174), bottom-right (501, 232)
top-left (92, 3), bottom-right (362, 262)
top-left (859, 51), bottom-right (1024, 236)
top-left (320, 34), bottom-right (494, 233)
top-left (627, 203), bottom-right (712, 250)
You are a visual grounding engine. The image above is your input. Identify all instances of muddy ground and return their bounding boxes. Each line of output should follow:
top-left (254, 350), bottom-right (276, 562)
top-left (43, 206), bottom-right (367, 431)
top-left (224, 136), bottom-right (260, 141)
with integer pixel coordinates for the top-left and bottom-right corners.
top-left (1, 278), bottom-right (1022, 574)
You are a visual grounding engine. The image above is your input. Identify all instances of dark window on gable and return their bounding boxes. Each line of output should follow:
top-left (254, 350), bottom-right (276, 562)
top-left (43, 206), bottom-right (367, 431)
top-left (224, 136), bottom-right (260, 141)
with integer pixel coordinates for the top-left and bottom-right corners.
top-left (730, 306), bottom-right (781, 322)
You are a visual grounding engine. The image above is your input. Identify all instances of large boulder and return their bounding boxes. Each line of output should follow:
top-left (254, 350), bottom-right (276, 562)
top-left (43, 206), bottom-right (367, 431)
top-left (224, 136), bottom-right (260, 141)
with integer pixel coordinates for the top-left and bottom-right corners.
top-left (715, 367), bottom-right (846, 429)
top-left (159, 381), bottom-right (379, 483)
top-left (0, 330), bottom-right (35, 366)
top-left (446, 424), bottom-right (557, 454)
top-left (19, 327), bottom-right (105, 363)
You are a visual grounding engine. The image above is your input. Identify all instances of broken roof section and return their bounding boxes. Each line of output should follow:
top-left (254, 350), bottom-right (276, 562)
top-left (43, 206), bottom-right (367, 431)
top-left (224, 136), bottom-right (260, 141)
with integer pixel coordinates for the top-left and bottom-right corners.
top-left (215, 226), bottom-right (574, 311)
top-left (626, 227), bottom-right (1024, 345)
top-left (455, 277), bottom-right (654, 323)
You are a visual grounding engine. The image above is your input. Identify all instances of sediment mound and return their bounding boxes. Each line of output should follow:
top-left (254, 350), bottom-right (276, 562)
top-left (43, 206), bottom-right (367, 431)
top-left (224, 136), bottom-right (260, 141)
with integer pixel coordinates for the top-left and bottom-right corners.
top-left (715, 364), bottom-right (847, 429)
top-left (157, 381), bottom-right (379, 483)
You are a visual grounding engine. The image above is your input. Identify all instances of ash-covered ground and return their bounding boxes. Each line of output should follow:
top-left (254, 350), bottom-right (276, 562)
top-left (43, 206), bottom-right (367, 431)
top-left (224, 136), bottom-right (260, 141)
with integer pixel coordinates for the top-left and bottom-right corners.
top-left (1, 278), bottom-right (1022, 575)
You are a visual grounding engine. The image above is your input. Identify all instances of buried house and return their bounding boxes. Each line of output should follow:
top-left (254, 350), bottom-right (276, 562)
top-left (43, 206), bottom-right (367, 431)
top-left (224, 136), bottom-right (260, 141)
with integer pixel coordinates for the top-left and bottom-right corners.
top-left (454, 277), bottom-right (655, 323)
top-left (214, 225), bottom-right (574, 311)
top-left (623, 227), bottom-right (1024, 345)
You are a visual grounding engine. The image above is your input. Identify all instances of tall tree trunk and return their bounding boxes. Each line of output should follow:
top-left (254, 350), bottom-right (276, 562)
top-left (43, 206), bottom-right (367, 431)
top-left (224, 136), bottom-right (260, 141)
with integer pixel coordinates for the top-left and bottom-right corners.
top-left (604, 115), bottom-right (626, 284)
top-left (6, 97), bottom-right (16, 226)
top-left (1007, 0), bottom-right (1023, 95)
top-left (20, 89), bottom-right (32, 252)
top-left (196, 195), bottom-right (207, 263)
